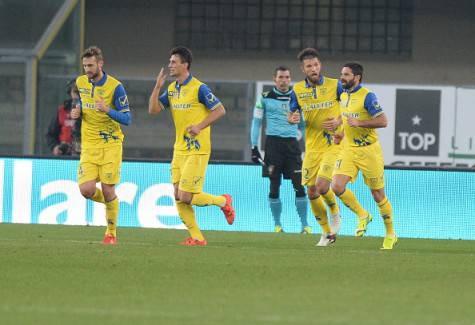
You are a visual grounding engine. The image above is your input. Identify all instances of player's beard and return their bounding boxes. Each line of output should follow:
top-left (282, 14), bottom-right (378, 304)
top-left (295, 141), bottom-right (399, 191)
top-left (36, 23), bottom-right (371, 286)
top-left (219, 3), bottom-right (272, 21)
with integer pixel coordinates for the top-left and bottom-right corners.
top-left (87, 69), bottom-right (100, 80)
top-left (341, 78), bottom-right (355, 89)
top-left (307, 73), bottom-right (320, 85)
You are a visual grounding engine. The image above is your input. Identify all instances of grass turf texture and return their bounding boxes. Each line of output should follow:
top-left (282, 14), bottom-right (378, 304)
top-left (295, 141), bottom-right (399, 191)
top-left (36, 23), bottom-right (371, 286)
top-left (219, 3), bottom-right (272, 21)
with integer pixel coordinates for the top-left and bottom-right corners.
top-left (0, 224), bottom-right (474, 325)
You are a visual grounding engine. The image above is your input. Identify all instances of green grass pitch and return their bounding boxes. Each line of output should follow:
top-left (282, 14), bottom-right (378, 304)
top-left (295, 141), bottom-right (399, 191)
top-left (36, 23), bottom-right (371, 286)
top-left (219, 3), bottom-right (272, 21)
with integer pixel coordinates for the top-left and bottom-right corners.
top-left (0, 224), bottom-right (474, 325)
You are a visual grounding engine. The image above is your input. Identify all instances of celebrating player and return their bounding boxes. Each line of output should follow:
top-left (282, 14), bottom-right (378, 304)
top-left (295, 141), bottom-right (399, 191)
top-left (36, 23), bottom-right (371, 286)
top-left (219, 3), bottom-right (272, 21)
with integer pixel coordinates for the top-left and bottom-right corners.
top-left (71, 46), bottom-right (131, 245)
top-left (148, 46), bottom-right (235, 246)
top-left (288, 48), bottom-right (344, 246)
top-left (332, 62), bottom-right (397, 250)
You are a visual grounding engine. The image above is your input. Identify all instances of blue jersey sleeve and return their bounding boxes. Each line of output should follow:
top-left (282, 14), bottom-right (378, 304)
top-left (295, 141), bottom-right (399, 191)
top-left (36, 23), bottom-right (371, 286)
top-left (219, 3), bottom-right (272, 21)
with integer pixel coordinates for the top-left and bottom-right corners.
top-left (289, 91), bottom-right (300, 112)
top-left (108, 84), bottom-right (131, 125)
top-left (198, 84), bottom-right (222, 110)
top-left (364, 92), bottom-right (383, 117)
top-left (107, 109), bottom-right (131, 125)
top-left (337, 80), bottom-right (344, 100)
top-left (113, 84), bottom-right (130, 112)
top-left (159, 89), bottom-right (169, 108)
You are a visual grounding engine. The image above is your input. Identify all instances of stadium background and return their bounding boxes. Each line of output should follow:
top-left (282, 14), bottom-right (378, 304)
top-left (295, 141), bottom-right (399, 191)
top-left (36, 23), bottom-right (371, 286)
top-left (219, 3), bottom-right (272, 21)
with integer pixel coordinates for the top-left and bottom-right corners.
top-left (0, 0), bottom-right (474, 237)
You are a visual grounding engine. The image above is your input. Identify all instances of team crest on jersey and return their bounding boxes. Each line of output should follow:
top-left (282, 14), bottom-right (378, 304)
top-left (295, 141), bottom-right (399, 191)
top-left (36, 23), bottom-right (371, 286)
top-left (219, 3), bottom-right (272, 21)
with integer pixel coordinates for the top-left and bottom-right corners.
top-left (97, 89), bottom-right (105, 97)
top-left (319, 87), bottom-right (327, 96)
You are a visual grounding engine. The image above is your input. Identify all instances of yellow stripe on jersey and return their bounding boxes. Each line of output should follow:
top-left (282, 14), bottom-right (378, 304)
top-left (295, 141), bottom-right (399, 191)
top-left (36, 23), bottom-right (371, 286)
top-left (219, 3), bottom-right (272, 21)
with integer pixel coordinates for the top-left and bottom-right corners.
top-left (76, 74), bottom-right (125, 149)
top-left (293, 76), bottom-right (341, 152)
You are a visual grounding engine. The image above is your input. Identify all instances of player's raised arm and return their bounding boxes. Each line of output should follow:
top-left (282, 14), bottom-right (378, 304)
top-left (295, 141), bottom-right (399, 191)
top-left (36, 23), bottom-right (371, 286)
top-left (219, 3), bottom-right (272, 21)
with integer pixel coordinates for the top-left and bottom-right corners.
top-left (148, 67), bottom-right (168, 115)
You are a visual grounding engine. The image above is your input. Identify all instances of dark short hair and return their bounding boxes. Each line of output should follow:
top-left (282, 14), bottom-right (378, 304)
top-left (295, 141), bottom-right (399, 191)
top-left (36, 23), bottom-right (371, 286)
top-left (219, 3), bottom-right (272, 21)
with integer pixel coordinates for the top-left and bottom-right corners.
top-left (273, 66), bottom-right (290, 76)
top-left (297, 48), bottom-right (320, 62)
top-left (343, 62), bottom-right (364, 82)
top-left (81, 46), bottom-right (103, 61)
top-left (171, 46), bottom-right (192, 70)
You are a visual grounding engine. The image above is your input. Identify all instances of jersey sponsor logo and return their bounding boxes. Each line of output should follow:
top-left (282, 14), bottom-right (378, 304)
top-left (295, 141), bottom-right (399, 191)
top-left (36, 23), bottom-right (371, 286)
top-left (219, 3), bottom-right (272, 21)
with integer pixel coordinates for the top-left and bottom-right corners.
top-left (301, 101), bottom-right (334, 111)
top-left (372, 99), bottom-right (381, 110)
top-left (78, 87), bottom-right (90, 95)
top-left (342, 111), bottom-right (360, 118)
top-left (394, 89), bottom-right (440, 156)
top-left (168, 90), bottom-right (180, 97)
top-left (171, 103), bottom-right (192, 110)
top-left (119, 95), bottom-right (129, 107)
top-left (206, 92), bottom-right (218, 104)
top-left (297, 92), bottom-right (313, 99)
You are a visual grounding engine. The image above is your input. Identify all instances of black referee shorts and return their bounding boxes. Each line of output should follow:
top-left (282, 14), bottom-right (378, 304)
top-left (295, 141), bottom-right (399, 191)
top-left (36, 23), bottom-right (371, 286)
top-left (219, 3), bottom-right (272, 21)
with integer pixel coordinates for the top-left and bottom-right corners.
top-left (263, 135), bottom-right (302, 180)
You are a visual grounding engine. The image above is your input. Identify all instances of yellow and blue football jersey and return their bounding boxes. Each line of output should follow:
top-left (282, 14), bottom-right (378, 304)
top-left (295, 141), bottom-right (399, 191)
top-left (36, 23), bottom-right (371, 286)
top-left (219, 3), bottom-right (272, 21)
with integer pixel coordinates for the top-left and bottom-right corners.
top-left (76, 73), bottom-right (129, 149)
top-left (159, 74), bottom-right (222, 155)
top-left (340, 85), bottom-right (383, 147)
top-left (290, 76), bottom-right (342, 152)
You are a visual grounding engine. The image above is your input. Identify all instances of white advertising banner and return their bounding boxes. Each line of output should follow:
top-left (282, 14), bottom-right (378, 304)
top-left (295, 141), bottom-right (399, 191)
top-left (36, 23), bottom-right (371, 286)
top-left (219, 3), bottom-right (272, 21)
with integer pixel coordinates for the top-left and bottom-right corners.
top-left (256, 81), bottom-right (474, 167)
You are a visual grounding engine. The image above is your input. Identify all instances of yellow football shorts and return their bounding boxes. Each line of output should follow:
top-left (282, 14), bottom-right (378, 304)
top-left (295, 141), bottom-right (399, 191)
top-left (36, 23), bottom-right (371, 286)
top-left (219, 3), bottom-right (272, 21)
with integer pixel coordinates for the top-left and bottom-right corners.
top-left (333, 141), bottom-right (385, 190)
top-left (77, 145), bottom-right (122, 185)
top-left (301, 145), bottom-right (341, 186)
top-left (171, 152), bottom-right (209, 193)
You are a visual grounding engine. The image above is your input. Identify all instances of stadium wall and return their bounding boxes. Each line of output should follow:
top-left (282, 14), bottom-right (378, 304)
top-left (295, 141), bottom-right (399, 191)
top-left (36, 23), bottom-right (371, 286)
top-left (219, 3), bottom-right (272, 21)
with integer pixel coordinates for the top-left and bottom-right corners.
top-left (85, 0), bottom-right (475, 85)
top-left (1, 157), bottom-right (474, 240)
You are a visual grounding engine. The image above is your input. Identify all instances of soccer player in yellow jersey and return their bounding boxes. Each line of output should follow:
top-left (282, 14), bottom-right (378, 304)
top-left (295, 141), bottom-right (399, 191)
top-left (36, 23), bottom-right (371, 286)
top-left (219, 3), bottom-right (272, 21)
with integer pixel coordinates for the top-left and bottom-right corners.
top-left (148, 46), bottom-right (235, 246)
top-left (71, 46), bottom-right (131, 245)
top-left (332, 63), bottom-right (397, 250)
top-left (288, 48), bottom-right (344, 246)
